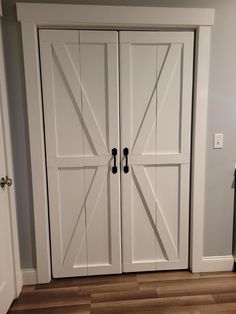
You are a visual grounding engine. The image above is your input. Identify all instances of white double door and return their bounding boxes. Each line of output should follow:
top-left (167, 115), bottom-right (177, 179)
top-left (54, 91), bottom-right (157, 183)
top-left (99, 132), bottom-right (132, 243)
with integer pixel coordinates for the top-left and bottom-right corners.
top-left (39, 30), bottom-right (193, 278)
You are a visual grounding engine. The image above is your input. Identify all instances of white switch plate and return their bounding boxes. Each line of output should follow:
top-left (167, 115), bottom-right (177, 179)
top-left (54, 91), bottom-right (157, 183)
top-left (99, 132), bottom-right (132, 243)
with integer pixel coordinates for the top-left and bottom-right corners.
top-left (213, 133), bottom-right (224, 149)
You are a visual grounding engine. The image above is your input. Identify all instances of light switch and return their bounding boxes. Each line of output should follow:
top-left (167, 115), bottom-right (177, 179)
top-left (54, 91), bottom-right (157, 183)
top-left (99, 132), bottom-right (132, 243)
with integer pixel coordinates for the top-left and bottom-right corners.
top-left (213, 133), bottom-right (224, 149)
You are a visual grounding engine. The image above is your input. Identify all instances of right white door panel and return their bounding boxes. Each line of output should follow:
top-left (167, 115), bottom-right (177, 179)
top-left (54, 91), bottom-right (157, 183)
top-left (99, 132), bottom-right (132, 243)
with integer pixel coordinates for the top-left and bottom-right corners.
top-left (120, 31), bottom-right (194, 272)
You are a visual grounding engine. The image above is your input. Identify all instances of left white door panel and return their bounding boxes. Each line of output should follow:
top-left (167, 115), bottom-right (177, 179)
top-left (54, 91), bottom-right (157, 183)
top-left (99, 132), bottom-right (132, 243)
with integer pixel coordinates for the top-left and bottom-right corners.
top-left (39, 30), bottom-right (121, 277)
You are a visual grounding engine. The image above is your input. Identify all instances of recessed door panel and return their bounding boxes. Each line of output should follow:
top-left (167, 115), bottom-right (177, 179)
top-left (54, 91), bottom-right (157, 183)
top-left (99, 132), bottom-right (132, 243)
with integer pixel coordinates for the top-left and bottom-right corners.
top-left (156, 45), bottom-right (181, 154)
top-left (58, 168), bottom-right (87, 269)
top-left (53, 43), bottom-right (84, 157)
top-left (132, 165), bottom-right (157, 266)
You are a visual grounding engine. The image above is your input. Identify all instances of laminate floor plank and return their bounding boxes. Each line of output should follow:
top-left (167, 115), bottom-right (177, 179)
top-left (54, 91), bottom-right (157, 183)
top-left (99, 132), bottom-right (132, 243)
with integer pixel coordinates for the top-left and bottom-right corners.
top-left (90, 295), bottom-right (214, 314)
top-left (188, 302), bottom-right (236, 314)
top-left (106, 302), bottom-right (236, 314)
top-left (35, 274), bottom-right (136, 290)
top-left (136, 271), bottom-right (200, 283)
top-left (77, 282), bottom-right (139, 296)
top-left (213, 292), bottom-right (236, 303)
top-left (8, 271), bottom-right (236, 314)
top-left (21, 286), bottom-right (36, 292)
top-left (139, 277), bottom-right (236, 297)
top-left (8, 304), bottom-right (90, 314)
top-left (10, 287), bottom-right (90, 310)
top-left (91, 288), bottom-right (158, 303)
top-left (199, 271), bottom-right (236, 278)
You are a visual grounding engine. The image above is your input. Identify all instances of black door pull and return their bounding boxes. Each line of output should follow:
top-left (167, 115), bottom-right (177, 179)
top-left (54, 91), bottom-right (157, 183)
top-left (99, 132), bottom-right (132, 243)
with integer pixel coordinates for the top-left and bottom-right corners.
top-left (112, 148), bottom-right (117, 174)
top-left (123, 147), bottom-right (129, 173)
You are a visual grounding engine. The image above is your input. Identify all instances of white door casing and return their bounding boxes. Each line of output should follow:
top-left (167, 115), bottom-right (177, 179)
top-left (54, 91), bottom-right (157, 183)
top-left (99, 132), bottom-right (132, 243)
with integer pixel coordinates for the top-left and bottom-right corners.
top-left (120, 31), bottom-right (194, 272)
top-left (39, 30), bottom-right (121, 277)
top-left (17, 4), bottom-right (215, 282)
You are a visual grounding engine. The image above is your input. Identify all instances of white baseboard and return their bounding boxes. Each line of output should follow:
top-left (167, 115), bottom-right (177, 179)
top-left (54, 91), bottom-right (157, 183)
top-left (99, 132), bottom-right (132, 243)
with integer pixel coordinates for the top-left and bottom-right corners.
top-left (21, 257), bottom-right (233, 285)
top-left (200, 255), bottom-right (234, 272)
top-left (22, 268), bottom-right (37, 285)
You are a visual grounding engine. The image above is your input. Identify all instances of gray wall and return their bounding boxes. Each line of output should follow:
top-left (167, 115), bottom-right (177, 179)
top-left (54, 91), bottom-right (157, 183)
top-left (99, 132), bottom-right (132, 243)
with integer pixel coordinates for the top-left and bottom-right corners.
top-left (2, 0), bottom-right (236, 268)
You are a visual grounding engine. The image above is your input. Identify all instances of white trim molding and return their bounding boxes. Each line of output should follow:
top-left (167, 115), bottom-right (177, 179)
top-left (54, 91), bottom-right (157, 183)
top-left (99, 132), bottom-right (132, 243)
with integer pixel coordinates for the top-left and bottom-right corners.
top-left (17, 3), bottom-right (215, 283)
top-left (17, 4), bottom-right (214, 28)
top-left (201, 256), bottom-right (234, 272)
top-left (190, 26), bottom-right (211, 273)
top-left (22, 269), bottom-right (37, 286)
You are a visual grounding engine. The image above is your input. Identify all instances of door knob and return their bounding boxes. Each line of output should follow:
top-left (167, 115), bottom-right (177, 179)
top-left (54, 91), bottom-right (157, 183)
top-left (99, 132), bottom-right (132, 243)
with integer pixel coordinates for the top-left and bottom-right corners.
top-left (0, 176), bottom-right (13, 189)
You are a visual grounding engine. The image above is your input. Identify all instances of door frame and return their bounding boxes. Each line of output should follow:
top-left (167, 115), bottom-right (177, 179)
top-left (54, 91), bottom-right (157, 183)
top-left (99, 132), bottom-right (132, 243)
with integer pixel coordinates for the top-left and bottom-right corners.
top-left (0, 1), bottom-right (22, 296)
top-left (17, 3), bottom-right (218, 284)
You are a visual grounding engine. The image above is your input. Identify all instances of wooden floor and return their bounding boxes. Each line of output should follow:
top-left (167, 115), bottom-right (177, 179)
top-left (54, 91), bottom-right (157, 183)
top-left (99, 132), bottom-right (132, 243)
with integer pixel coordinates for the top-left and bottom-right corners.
top-left (8, 271), bottom-right (236, 313)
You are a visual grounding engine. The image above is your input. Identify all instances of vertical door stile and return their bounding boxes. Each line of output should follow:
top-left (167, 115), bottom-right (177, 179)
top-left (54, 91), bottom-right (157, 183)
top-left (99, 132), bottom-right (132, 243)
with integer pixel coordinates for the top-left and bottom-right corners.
top-left (155, 42), bottom-right (167, 266)
top-left (154, 42), bottom-right (158, 268)
top-left (107, 37), bottom-right (122, 273)
top-left (179, 35), bottom-right (194, 265)
top-left (40, 38), bottom-right (62, 276)
top-left (120, 39), bottom-right (133, 271)
top-left (78, 30), bottom-right (89, 277)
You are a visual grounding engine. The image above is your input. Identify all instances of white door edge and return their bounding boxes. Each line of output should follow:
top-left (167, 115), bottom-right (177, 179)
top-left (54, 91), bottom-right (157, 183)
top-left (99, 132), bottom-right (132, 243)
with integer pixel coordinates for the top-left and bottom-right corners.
top-left (0, 16), bottom-right (22, 296)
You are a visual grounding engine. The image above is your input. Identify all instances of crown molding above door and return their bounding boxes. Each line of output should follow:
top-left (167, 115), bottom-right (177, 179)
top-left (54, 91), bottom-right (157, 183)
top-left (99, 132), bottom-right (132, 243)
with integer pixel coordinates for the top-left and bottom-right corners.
top-left (17, 4), bottom-right (214, 28)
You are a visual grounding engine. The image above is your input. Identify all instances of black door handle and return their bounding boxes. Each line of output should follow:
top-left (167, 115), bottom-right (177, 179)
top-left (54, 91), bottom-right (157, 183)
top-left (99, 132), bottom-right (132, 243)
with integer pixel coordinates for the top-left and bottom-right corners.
top-left (112, 148), bottom-right (117, 174)
top-left (123, 147), bottom-right (129, 173)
